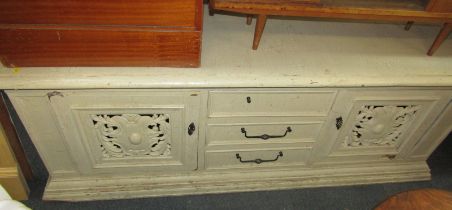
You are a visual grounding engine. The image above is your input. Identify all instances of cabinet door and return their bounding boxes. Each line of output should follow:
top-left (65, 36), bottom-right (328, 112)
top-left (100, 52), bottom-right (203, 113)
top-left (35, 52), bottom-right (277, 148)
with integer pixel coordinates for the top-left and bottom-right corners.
top-left (48, 90), bottom-right (200, 175)
top-left (311, 89), bottom-right (450, 164)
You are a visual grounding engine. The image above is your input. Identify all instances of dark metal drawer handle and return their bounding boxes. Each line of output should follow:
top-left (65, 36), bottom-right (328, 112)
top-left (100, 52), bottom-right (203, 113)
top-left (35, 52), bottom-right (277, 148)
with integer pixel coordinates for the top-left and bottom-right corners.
top-left (241, 127), bottom-right (292, 140)
top-left (236, 151), bottom-right (283, 164)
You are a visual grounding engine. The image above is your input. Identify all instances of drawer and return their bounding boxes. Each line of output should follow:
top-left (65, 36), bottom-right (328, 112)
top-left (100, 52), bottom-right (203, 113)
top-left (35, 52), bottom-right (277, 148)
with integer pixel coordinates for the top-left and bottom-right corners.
top-left (0, 27), bottom-right (201, 67)
top-left (0, 0), bottom-right (201, 28)
top-left (206, 121), bottom-right (323, 146)
top-left (208, 91), bottom-right (337, 117)
top-left (205, 148), bottom-right (310, 169)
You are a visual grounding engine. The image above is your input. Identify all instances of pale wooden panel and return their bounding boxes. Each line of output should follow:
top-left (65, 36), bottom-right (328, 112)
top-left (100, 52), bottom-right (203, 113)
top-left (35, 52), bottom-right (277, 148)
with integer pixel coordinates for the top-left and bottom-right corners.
top-left (0, 124), bottom-right (15, 167)
top-left (0, 124), bottom-right (28, 200)
top-left (0, 169), bottom-right (28, 200)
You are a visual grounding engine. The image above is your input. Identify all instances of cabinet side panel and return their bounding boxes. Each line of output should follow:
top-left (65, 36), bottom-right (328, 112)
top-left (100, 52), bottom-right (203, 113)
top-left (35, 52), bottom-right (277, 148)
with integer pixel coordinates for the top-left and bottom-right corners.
top-left (409, 101), bottom-right (452, 159)
top-left (6, 91), bottom-right (79, 175)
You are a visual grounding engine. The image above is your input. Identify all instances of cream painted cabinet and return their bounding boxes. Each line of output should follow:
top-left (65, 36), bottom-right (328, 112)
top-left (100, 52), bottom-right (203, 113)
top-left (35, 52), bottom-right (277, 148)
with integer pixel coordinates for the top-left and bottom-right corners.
top-left (5, 88), bottom-right (452, 201)
top-left (205, 90), bottom-right (337, 170)
top-left (12, 90), bottom-right (201, 175)
top-left (312, 89), bottom-right (451, 164)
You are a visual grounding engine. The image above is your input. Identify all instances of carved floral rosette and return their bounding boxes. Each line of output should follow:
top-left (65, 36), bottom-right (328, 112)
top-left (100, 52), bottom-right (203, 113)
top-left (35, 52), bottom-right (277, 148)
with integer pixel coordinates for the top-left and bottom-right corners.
top-left (343, 105), bottom-right (420, 148)
top-left (91, 114), bottom-right (171, 158)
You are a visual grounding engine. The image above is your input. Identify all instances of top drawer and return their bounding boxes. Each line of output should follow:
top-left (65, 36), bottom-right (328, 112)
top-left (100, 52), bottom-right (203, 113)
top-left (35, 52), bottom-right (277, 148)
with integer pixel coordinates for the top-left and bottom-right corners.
top-left (208, 90), bottom-right (337, 117)
top-left (0, 0), bottom-right (199, 28)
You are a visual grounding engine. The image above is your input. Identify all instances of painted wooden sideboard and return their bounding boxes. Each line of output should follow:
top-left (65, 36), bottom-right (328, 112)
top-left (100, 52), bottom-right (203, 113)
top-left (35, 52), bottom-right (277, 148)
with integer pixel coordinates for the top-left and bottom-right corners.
top-left (0, 11), bottom-right (451, 201)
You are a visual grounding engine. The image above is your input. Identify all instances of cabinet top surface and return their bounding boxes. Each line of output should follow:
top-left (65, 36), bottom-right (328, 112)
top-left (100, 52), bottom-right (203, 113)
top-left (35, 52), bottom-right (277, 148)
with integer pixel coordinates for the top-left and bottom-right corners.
top-left (1, 9), bottom-right (451, 89)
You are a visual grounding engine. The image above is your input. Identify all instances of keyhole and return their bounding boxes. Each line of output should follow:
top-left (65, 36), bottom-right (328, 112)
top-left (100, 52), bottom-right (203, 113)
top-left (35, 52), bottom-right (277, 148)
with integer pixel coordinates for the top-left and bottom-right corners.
top-left (246, 97), bottom-right (251, 103)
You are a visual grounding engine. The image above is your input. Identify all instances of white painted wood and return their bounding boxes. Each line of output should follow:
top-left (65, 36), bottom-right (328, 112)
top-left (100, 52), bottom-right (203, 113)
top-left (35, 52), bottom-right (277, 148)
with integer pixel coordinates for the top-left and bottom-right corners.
top-left (408, 101), bottom-right (452, 160)
top-left (49, 91), bottom-right (195, 174)
top-left (1, 11), bottom-right (451, 90)
top-left (43, 161), bottom-right (431, 201)
top-left (7, 92), bottom-right (79, 175)
top-left (311, 89), bottom-right (452, 165)
top-left (5, 87), bottom-right (451, 201)
top-left (208, 90), bottom-right (337, 117)
top-left (8, 90), bottom-right (202, 175)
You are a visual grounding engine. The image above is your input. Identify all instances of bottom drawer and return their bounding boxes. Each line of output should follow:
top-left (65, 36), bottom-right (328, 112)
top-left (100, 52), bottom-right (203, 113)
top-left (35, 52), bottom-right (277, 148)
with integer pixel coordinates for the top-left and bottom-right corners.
top-left (0, 26), bottom-right (200, 67)
top-left (205, 148), bottom-right (311, 169)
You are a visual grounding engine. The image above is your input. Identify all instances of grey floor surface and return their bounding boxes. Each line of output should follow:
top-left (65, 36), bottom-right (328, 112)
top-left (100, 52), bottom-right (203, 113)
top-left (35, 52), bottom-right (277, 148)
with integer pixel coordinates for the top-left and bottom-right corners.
top-left (9, 97), bottom-right (451, 210)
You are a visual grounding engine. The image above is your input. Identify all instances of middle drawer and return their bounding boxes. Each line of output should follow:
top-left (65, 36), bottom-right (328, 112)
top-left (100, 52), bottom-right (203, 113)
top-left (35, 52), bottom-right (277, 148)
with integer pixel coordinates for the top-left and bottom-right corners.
top-left (208, 90), bottom-right (337, 117)
top-left (206, 120), bottom-right (324, 147)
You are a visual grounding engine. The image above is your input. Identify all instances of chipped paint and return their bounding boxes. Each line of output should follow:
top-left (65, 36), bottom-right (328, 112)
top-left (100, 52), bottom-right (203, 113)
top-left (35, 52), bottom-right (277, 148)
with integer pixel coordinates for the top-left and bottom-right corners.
top-left (47, 91), bottom-right (64, 100)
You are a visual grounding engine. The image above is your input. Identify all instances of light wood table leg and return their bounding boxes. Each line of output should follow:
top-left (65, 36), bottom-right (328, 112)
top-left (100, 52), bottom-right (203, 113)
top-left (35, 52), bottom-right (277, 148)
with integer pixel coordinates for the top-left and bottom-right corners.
top-left (405, 21), bottom-right (414, 31)
top-left (428, 23), bottom-right (452, 56)
top-left (246, 15), bottom-right (253, 25)
top-left (252, 14), bottom-right (267, 50)
top-left (209, 0), bottom-right (215, 16)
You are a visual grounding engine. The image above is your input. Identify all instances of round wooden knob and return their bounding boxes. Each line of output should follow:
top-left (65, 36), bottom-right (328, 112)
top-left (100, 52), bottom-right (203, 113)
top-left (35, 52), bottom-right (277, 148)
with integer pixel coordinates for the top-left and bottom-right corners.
top-left (375, 188), bottom-right (452, 210)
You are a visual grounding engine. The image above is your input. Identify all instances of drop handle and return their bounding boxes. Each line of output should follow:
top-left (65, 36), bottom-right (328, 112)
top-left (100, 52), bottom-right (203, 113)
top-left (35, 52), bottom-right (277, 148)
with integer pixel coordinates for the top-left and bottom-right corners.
top-left (236, 151), bottom-right (283, 164)
top-left (241, 127), bottom-right (292, 140)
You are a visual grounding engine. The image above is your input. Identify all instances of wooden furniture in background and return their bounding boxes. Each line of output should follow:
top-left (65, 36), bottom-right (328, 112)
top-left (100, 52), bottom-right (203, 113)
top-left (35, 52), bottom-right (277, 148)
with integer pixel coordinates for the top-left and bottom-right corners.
top-left (376, 188), bottom-right (452, 210)
top-left (210, 0), bottom-right (452, 54)
top-left (0, 0), bottom-right (203, 67)
top-left (0, 93), bottom-right (29, 200)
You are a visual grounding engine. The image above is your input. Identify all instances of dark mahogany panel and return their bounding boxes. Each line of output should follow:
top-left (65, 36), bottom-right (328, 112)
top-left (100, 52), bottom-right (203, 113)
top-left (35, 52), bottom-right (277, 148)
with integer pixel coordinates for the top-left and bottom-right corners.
top-left (0, 0), bottom-right (198, 28)
top-left (0, 27), bottom-right (201, 67)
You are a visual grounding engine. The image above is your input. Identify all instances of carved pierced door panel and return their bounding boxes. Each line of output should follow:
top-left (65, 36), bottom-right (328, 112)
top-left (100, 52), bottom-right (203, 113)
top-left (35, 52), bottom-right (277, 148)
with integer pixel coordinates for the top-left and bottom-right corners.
top-left (47, 90), bottom-right (200, 174)
top-left (312, 89), bottom-right (450, 163)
